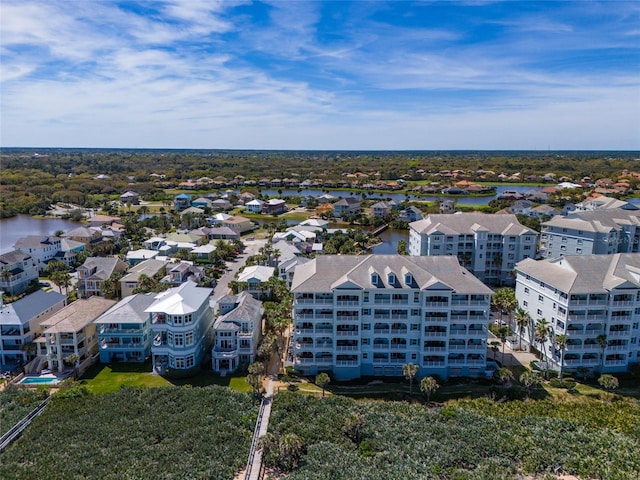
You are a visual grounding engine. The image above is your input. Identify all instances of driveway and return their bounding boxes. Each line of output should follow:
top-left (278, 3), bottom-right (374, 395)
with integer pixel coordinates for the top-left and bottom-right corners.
top-left (212, 239), bottom-right (266, 300)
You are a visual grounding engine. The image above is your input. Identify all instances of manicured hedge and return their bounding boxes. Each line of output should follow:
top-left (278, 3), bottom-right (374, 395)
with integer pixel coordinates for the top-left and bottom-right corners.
top-left (267, 393), bottom-right (640, 480)
top-left (0, 386), bottom-right (258, 480)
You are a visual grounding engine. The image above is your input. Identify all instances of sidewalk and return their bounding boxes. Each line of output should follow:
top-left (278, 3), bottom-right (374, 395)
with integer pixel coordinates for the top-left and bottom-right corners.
top-left (488, 331), bottom-right (539, 369)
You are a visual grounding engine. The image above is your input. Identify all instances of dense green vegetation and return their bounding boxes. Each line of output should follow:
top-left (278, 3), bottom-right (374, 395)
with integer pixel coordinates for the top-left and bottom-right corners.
top-left (1, 148), bottom-right (637, 217)
top-left (0, 385), bottom-right (47, 436)
top-left (0, 386), bottom-right (257, 480)
top-left (265, 393), bottom-right (640, 480)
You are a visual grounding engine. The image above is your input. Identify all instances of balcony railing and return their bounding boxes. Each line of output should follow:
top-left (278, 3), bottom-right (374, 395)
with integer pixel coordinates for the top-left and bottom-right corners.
top-left (423, 361), bottom-right (445, 367)
top-left (336, 330), bottom-right (359, 337)
top-left (608, 330), bottom-right (630, 337)
top-left (335, 360), bottom-right (359, 366)
top-left (335, 346), bottom-right (358, 351)
top-left (336, 300), bottom-right (359, 306)
top-left (424, 331), bottom-right (447, 337)
top-left (612, 300), bottom-right (634, 307)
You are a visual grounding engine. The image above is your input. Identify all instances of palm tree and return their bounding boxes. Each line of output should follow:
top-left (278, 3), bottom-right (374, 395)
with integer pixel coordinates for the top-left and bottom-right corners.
top-left (420, 376), bottom-right (439, 403)
top-left (496, 367), bottom-right (514, 386)
top-left (498, 325), bottom-right (509, 366)
top-left (315, 372), bottom-right (330, 397)
top-left (596, 334), bottom-right (608, 374)
top-left (534, 318), bottom-right (551, 376)
top-left (554, 334), bottom-right (568, 379)
top-left (514, 308), bottom-right (530, 352)
top-left (278, 433), bottom-right (305, 471)
top-left (2, 268), bottom-right (13, 295)
top-left (519, 370), bottom-right (541, 398)
top-left (597, 374), bottom-right (619, 393)
top-left (402, 362), bottom-right (419, 395)
top-left (490, 340), bottom-right (501, 361)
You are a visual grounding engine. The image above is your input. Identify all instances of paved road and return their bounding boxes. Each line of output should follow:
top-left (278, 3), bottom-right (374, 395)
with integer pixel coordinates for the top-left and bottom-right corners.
top-left (212, 239), bottom-right (266, 300)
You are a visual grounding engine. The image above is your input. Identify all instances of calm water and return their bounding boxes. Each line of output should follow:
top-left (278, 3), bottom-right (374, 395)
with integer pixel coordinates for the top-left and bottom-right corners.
top-left (0, 215), bottom-right (81, 253)
top-left (258, 185), bottom-right (539, 205)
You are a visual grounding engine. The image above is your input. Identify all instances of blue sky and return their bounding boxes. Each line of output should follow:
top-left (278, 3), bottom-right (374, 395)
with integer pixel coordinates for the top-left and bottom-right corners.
top-left (1, 1), bottom-right (639, 150)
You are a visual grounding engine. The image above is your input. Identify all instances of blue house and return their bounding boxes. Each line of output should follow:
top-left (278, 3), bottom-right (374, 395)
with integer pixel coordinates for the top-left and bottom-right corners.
top-left (174, 193), bottom-right (192, 211)
top-left (94, 293), bottom-right (156, 363)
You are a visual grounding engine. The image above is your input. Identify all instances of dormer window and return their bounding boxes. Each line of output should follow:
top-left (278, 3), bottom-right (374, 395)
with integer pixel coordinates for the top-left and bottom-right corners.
top-left (388, 273), bottom-right (396, 285)
top-left (371, 273), bottom-right (379, 285)
top-left (405, 274), bottom-right (413, 286)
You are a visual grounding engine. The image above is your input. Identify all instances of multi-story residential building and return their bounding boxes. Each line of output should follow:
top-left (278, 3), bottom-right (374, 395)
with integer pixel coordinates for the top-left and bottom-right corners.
top-left (62, 226), bottom-right (103, 247)
top-left (41, 296), bottom-right (116, 373)
top-left (515, 254), bottom-right (640, 374)
top-left (0, 250), bottom-right (39, 296)
top-left (120, 259), bottom-right (169, 298)
top-left (0, 290), bottom-right (66, 367)
top-left (14, 236), bottom-right (62, 273)
top-left (291, 255), bottom-right (493, 380)
top-left (237, 265), bottom-right (275, 299)
top-left (147, 282), bottom-right (214, 376)
top-left (399, 206), bottom-right (423, 223)
top-left (173, 193), bottom-right (192, 211)
top-left (371, 201), bottom-right (397, 219)
top-left (77, 257), bottom-right (128, 299)
top-left (332, 197), bottom-right (361, 218)
top-left (94, 293), bottom-right (156, 363)
top-left (409, 213), bottom-right (538, 285)
top-left (211, 292), bottom-right (263, 373)
top-left (540, 208), bottom-right (640, 258)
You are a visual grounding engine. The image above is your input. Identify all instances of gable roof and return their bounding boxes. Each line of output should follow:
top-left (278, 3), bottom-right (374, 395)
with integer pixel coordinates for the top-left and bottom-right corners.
top-left (0, 290), bottom-right (66, 325)
top-left (214, 291), bottom-right (263, 329)
top-left (516, 253), bottom-right (640, 293)
top-left (42, 297), bottom-right (117, 333)
top-left (410, 213), bottom-right (537, 236)
top-left (291, 255), bottom-right (492, 294)
top-left (94, 293), bottom-right (157, 324)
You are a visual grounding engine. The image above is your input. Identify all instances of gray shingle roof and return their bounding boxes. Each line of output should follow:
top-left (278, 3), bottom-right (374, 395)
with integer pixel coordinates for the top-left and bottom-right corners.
top-left (94, 293), bottom-right (157, 324)
top-left (214, 291), bottom-right (263, 328)
top-left (0, 290), bottom-right (66, 325)
top-left (291, 255), bottom-right (492, 294)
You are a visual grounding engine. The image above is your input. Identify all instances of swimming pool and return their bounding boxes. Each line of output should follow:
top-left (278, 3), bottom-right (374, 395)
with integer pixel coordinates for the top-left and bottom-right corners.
top-left (19, 376), bottom-right (60, 386)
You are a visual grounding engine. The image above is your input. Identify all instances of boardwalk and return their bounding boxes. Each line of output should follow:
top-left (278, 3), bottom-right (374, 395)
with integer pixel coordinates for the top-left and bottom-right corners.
top-left (0, 397), bottom-right (50, 453)
top-left (244, 376), bottom-right (275, 480)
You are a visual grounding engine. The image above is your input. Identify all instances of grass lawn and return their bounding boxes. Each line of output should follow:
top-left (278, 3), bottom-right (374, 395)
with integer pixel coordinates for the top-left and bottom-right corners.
top-left (80, 362), bottom-right (252, 394)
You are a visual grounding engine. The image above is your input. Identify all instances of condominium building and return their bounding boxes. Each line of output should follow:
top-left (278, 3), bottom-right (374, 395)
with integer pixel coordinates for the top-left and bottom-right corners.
top-left (540, 208), bottom-right (640, 258)
top-left (291, 255), bottom-right (493, 380)
top-left (94, 293), bottom-right (157, 363)
top-left (515, 254), bottom-right (640, 374)
top-left (409, 213), bottom-right (538, 285)
top-left (147, 282), bottom-right (214, 376)
top-left (211, 292), bottom-right (263, 374)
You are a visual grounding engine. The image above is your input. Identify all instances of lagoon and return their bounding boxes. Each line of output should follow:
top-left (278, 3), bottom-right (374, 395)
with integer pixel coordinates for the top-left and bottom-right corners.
top-left (0, 215), bottom-right (81, 253)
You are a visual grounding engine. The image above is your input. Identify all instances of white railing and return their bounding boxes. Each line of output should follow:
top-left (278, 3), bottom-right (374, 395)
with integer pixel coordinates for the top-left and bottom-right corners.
top-left (336, 331), bottom-right (359, 337)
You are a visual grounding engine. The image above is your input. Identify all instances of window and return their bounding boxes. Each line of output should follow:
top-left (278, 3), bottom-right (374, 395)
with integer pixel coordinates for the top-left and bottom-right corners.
top-left (174, 334), bottom-right (184, 347)
top-left (175, 357), bottom-right (185, 369)
top-left (362, 353), bottom-right (368, 359)
top-left (362, 308), bottom-right (371, 316)
top-left (388, 273), bottom-right (396, 284)
top-left (576, 248), bottom-right (582, 254)
top-left (186, 355), bottom-right (194, 368)
top-left (173, 315), bottom-right (183, 325)
top-left (411, 324), bottom-right (419, 331)
top-left (537, 309), bottom-right (542, 316)
top-left (524, 287), bottom-right (529, 294)
top-left (538, 295), bottom-right (544, 302)
top-left (185, 332), bottom-right (194, 346)
top-left (362, 338), bottom-right (370, 345)
top-left (405, 274), bottom-right (413, 285)
top-left (560, 246), bottom-right (566, 251)
top-left (371, 274), bottom-right (379, 284)
top-left (410, 339), bottom-right (418, 346)
top-left (577, 239), bottom-right (583, 245)
top-left (362, 323), bottom-right (370, 330)
top-left (363, 292), bottom-right (369, 303)
top-left (184, 314), bottom-right (193, 324)
top-left (414, 292), bottom-right (420, 303)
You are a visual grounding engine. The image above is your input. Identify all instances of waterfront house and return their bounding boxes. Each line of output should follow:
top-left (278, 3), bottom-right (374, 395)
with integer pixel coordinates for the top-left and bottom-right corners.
top-left (14, 236), bottom-right (62, 273)
top-left (211, 292), bottom-right (263, 373)
top-left (41, 296), bottom-right (116, 373)
top-left (147, 282), bottom-right (215, 376)
top-left (94, 293), bottom-right (156, 363)
top-left (0, 250), bottom-right (38, 296)
top-left (0, 290), bottom-right (66, 367)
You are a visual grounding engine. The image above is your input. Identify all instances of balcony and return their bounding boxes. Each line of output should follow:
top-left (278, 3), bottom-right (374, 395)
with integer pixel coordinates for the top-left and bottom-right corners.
top-left (336, 345), bottom-right (358, 351)
top-left (424, 331), bottom-right (447, 337)
top-left (423, 361), bottom-right (445, 367)
top-left (336, 330), bottom-right (359, 337)
top-left (608, 330), bottom-right (630, 337)
top-left (295, 328), bottom-right (314, 335)
top-left (336, 360), bottom-right (359, 366)
top-left (99, 326), bottom-right (144, 335)
top-left (425, 301), bottom-right (449, 308)
top-left (336, 300), bottom-right (359, 306)
top-left (336, 315), bottom-right (359, 322)
top-left (101, 342), bottom-right (144, 350)
top-left (423, 347), bottom-right (446, 352)
top-left (605, 360), bottom-right (627, 366)
top-left (612, 300), bottom-right (634, 307)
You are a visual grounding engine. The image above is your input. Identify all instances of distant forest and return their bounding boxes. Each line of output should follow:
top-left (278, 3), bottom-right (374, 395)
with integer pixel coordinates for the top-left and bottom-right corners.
top-left (0, 148), bottom-right (638, 218)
